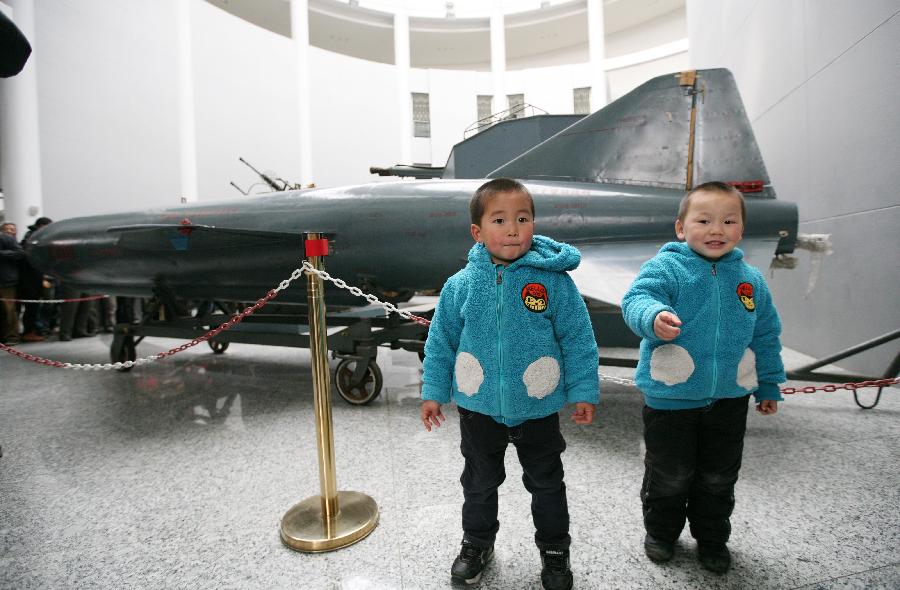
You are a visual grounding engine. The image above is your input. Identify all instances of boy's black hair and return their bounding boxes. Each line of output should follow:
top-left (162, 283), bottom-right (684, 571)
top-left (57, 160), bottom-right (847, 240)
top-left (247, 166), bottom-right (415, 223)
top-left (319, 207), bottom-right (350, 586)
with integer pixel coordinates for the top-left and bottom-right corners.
top-left (677, 181), bottom-right (746, 223)
top-left (469, 178), bottom-right (535, 225)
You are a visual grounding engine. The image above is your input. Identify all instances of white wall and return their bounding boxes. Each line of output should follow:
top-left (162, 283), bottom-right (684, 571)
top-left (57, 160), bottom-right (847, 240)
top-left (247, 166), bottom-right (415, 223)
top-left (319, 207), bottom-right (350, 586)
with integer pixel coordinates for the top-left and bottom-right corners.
top-left (420, 68), bottom-right (484, 166)
top-left (34, 0), bottom-right (182, 219)
top-left (606, 8), bottom-right (686, 57)
top-left (506, 63), bottom-right (589, 114)
top-left (308, 47), bottom-right (403, 187)
top-left (687, 0), bottom-right (900, 376)
top-left (191, 0), bottom-right (301, 197)
top-left (506, 43), bottom-right (589, 70)
top-left (606, 51), bottom-right (688, 101)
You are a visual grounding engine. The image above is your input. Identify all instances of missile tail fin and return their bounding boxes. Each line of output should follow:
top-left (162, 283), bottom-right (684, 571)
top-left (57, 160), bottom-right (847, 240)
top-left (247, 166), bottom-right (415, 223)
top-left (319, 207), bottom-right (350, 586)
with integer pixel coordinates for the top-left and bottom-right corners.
top-left (489, 68), bottom-right (774, 197)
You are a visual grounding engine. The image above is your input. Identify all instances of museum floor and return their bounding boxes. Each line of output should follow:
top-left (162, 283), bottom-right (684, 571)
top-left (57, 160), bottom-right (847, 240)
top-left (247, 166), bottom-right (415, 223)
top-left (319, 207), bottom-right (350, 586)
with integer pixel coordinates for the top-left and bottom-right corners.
top-left (1, 335), bottom-right (898, 589)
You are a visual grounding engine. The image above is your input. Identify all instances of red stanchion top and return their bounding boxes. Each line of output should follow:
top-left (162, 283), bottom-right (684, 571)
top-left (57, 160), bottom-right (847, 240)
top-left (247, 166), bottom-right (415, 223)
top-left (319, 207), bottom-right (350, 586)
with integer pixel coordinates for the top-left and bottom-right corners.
top-left (305, 238), bottom-right (329, 257)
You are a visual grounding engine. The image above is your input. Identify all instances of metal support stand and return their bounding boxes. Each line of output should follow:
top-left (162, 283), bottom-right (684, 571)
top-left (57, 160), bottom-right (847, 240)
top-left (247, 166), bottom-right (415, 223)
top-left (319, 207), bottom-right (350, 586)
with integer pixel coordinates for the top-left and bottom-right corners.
top-left (786, 329), bottom-right (900, 410)
top-left (280, 233), bottom-right (379, 552)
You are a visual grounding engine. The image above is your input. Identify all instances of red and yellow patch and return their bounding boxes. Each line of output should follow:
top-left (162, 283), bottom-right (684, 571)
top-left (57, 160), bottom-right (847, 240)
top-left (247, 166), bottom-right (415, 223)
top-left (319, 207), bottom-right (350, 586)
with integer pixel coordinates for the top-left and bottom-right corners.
top-left (522, 283), bottom-right (548, 313)
top-left (737, 282), bottom-right (755, 312)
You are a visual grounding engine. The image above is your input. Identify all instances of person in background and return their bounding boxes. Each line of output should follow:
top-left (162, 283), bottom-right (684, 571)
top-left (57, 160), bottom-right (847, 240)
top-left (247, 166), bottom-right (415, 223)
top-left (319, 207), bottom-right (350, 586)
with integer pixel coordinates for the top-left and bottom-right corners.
top-left (19, 217), bottom-right (52, 342)
top-left (0, 222), bottom-right (24, 344)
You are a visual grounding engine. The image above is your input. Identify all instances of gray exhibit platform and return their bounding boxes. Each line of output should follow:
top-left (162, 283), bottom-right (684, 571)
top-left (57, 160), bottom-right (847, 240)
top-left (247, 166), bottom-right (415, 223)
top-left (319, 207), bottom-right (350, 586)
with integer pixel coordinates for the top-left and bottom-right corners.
top-left (1, 337), bottom-right (898, 589)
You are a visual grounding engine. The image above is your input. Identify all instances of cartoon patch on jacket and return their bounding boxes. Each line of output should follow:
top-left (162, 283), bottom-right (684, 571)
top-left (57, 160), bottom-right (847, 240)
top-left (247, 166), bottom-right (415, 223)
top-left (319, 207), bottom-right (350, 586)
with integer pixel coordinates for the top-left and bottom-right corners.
top-left (737, 282), bottom-right (755, 312)
top-left (521, 282), bottom-right (548, 312)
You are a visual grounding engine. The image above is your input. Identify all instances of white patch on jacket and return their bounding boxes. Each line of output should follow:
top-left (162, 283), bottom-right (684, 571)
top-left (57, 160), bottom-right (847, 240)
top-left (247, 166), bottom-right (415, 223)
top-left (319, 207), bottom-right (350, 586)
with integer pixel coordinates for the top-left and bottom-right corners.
top-left (736, 348), bottom-right (758, 390)
top-left (650, 344), bottom-right (695, 386)
top-left (523, 356), bottom-right (561, 399)
top-left (455, 352), bottom-right (484, 396)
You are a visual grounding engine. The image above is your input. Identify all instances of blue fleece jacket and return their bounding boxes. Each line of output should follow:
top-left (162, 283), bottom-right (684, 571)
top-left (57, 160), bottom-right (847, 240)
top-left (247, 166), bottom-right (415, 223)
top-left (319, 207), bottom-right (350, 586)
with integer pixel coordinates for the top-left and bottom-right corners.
top-left (421, 235), bottom-right (600, 426)
top-left (621, 242), bottom-right (785, 410)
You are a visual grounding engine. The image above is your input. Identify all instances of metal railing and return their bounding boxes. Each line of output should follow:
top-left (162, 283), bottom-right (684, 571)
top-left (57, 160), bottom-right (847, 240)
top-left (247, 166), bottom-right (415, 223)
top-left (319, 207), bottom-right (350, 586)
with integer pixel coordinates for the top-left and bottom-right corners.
top-left (463, 103), bottom-right (549, 138)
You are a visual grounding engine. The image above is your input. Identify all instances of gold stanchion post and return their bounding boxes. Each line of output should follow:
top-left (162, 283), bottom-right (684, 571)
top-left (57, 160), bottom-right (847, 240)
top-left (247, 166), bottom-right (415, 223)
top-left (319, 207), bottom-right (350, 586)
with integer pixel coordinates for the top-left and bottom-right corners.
top-left (280, 233), bottom-right (379, 552)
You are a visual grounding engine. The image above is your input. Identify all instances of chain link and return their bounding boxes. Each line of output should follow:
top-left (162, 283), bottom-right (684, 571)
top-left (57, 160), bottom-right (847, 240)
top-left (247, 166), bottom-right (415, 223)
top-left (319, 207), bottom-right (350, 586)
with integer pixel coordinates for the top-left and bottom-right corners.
top-left (598, 373), bottom-right (637, 387)
top-left (780, 378), bottom-right (899, 395)
top-left (0, 294), bottom-right (109, 304)
top-left (300, 261), bottom-right (431, 326)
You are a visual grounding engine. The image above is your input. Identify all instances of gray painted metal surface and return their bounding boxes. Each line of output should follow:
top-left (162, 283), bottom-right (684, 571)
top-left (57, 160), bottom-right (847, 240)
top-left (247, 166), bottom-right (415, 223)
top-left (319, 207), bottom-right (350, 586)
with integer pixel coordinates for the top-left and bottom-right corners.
top-left (491, 70), bottom-right (774, 197)
top-left (442, 114), bottom-right (584, 179)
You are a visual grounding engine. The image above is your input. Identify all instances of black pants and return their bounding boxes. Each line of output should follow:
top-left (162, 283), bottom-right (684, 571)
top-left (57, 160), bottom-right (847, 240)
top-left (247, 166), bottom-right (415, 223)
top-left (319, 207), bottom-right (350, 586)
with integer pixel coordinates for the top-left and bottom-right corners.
top-left (458, 407), bottom-right (570, 550)
top-left (640, 395), bottom-right (749, 545)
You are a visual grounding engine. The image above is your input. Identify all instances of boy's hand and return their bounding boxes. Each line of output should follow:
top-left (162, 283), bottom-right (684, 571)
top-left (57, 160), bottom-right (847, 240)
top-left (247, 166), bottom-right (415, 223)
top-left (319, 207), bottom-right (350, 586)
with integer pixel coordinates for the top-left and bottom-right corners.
top-left (653, 311), bottom-right (682, 340)
top-left (756, 399), bottom-right (778, 415)
top-left (421, 400), bottom-right (445, 431)
top-left (571, 402), bottom-right (595, 425)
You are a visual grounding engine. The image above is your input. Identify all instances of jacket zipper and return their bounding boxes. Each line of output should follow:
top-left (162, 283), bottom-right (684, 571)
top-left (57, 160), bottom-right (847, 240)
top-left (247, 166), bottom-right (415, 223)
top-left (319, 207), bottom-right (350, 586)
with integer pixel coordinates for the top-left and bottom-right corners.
top-left (710, 262), bottom-right (720, 398)
top-left (496, 265), bottom-right (505, 419)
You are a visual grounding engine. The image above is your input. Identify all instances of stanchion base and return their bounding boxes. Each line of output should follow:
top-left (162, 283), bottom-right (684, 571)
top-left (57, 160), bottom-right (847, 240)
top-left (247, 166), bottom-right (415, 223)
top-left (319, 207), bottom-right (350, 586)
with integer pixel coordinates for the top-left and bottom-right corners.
top-left (280, 491), bottom-right (379, 553)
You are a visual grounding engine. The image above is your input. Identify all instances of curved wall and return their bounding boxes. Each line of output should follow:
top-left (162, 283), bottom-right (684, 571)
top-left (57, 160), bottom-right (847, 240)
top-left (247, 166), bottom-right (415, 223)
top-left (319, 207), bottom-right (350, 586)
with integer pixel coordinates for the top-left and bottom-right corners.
top-left (22, 0), bottom-right (685, 217)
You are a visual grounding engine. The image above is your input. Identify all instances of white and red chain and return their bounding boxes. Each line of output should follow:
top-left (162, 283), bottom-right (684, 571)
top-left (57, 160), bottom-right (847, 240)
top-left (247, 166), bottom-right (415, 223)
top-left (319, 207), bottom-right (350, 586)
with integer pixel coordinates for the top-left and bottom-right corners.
top-left (0, 294), bottom-right (108, 304)
top-left (0, 267), bottom-right (305, 370)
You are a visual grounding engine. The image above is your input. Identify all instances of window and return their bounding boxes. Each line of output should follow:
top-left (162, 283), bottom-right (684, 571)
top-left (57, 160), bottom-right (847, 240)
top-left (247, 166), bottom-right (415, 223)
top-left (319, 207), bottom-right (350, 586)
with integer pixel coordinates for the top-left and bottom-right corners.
top-left (574, 87), bottom-right (591, 115)
top-left (412, 92), bottom-right (431, 138)
top-left (477, 95), bottom-right (493, 124)
top-left (507, 94), bottom-right (525, 118)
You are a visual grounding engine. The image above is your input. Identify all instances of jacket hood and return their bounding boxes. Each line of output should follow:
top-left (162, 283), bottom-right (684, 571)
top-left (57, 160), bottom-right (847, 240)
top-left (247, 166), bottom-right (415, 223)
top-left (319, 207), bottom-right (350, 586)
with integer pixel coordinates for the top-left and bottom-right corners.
top-left (659, 241), bottom-right (744, 263)
top-left (467, 234), bottom-right (581, 272)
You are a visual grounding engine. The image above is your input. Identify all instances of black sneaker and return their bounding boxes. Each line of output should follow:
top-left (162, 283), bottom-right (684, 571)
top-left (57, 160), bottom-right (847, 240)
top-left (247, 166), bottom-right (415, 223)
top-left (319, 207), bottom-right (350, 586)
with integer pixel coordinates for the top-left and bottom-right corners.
top-left (644, 534), bottom-right (674, 562)
top-left (540, 548), bottom-right (573, 590)
top-left (451, 541), bottom-right (493, 585)
top-left (697, 543), bottom-right (731, 574)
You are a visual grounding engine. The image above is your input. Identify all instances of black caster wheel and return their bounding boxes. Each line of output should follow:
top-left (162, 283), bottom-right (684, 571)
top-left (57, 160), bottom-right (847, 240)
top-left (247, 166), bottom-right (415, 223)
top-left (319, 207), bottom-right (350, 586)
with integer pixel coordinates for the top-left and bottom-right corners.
top-left (209, 340), bottom-right (229, 354)
top-left (334, 358), bottom-right (383, 405)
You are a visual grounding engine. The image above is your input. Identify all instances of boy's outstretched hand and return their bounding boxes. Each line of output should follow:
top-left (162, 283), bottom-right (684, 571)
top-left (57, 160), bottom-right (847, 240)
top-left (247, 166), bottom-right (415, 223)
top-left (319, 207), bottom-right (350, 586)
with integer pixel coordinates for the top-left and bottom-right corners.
top-left (571, 402), bottom-right (595, 425)
top-left (421, 400), bottom-right (445, 431)
top-left (756, 400), bottom-right (778, 415)
top-left (653, 311), bottom-right (682, 340)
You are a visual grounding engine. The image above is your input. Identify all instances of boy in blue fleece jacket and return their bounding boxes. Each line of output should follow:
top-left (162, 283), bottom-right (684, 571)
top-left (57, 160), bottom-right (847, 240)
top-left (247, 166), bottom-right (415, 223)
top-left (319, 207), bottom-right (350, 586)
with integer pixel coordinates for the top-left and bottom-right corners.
top-left (421, 178), bottom-right (599, 590)
top-left (621, 181), bottom-right (786, 574)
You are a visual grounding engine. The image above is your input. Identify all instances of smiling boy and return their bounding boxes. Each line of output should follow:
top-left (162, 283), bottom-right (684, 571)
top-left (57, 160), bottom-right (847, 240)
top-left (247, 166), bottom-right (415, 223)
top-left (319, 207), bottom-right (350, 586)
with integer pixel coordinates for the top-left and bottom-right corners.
top-left (621, 181), bottom-right (786, 574)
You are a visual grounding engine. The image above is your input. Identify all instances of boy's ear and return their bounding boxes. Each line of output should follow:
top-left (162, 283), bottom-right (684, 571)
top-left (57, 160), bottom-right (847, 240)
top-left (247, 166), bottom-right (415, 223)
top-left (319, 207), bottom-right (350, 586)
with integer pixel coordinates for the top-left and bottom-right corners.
top-left (674, 219), bottom-right (685, 240)
top-left (470, 223), bottom-right (482, 243)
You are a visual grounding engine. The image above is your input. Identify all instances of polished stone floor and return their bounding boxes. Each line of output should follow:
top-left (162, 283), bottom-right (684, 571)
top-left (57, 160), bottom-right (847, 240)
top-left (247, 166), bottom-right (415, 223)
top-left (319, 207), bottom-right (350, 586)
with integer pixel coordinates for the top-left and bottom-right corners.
top-left (1, 334), bottom-right (898, 589)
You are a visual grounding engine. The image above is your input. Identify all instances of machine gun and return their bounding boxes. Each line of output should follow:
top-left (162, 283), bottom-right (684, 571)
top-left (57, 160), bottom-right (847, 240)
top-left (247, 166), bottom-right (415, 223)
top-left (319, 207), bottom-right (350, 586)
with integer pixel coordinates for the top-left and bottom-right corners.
top-left (230, 157), bottom-right (302, 195)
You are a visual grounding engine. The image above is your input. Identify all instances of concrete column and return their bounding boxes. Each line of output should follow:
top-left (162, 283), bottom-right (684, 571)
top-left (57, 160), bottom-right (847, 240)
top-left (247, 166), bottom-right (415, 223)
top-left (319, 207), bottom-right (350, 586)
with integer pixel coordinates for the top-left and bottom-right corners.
top-left (0, 0), bottom-right (42, 230)
top-left (489, 1), bottom-right (505, 113)
top-left (290, 0), bottom-right (314, 184)
top-left (394, 8), bottom-right (412, 164)
top-left (175, 0), bottom-right (198, 203)
top-left (586, 0), bottom-right (608, 110)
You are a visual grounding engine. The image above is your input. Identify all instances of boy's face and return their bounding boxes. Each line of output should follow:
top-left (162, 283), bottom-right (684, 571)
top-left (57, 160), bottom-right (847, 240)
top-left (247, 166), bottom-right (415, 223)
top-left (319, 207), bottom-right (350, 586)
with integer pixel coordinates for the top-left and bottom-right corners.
top-left (470, 190), bottom-right (534, 266)
top-left (675, 190), bottom-right (744, 260)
